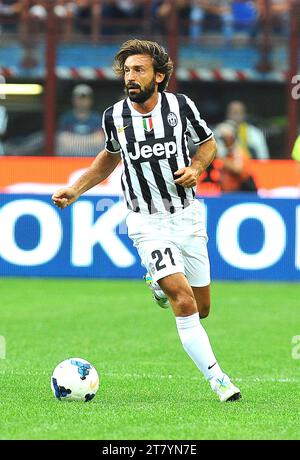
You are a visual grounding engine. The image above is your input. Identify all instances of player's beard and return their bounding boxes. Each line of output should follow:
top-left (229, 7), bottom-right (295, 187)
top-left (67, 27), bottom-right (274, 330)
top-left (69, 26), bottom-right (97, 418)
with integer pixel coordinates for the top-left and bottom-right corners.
top-left (125, 78), bottom-right (156, 103)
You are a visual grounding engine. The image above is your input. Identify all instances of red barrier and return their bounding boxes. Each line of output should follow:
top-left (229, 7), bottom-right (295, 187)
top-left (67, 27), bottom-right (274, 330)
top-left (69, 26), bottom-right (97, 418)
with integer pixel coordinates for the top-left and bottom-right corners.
top-left (0, 157), bottom-right (299, 197)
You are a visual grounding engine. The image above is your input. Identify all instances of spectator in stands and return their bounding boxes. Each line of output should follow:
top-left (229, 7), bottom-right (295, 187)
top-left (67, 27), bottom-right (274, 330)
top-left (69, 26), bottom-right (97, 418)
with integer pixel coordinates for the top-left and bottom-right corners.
top-left (29, 0), bottom-right (76, 20)
top-left (102, 0), bottom-right (144, 34)
top-left (189, 0), bottom-right (234, 42)
top-left (215, 121), bottom-right (257, 192)
top-left (28, 1), bottom-right (76, 38)
top-left (225, 100), bottom-right (269, 159)
top-left (113, 0), bottom-right (144, 17)
top-left (74, 0), bottom-right (92, 34)
top-left (0, 104), bottom-right (8, 155)
top-left (29, 0), bottom-right (75, 19)
top-left (0, 0), bottom-right (23, 33)
top-left (256, 0), bottom-right (291, 35)
top-left (231, 0), bottom-right (258, 37)
top-left (151, 0), bottom-right (191, 35)
top-left (56, 84), bottom-right (104, 156)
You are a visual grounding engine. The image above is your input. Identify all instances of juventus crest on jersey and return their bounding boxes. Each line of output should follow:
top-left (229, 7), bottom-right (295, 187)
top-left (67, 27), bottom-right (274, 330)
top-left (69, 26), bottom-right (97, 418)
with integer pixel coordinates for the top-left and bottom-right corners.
top-left (102, 92), bottom-right (213, 215)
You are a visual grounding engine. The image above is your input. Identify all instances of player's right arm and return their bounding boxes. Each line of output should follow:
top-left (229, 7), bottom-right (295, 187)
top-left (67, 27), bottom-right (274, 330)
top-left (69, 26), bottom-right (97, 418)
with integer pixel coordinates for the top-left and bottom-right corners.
top-left (52, 149), bottom-right (121, 209)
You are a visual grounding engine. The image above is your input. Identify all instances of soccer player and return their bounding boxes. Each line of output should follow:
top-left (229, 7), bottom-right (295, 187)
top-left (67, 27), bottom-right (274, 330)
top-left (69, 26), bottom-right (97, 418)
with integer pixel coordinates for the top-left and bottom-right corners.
top-left (52, 39), bottom-right (241, 402)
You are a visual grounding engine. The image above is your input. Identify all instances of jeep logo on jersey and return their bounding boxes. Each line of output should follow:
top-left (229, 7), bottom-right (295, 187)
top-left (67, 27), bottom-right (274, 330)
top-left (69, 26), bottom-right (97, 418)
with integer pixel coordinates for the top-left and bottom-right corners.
top-left (127, 136), bottom-right (177, 163)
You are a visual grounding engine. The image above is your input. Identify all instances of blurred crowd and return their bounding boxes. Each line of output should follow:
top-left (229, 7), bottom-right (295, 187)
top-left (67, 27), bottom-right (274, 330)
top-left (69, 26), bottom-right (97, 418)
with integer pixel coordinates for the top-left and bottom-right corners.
top-left (0, 1), bottom-right (292, 38)
top-left (2, 83), bottom-right (300, 194)
top-left (0, 86), bottom-right (272, 194)
top-left (0, 0), bottom-right (296, 194)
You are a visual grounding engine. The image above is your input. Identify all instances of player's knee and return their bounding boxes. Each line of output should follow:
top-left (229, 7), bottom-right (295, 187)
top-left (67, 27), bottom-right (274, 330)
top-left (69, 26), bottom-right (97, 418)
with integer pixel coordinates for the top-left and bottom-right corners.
top-left (173, 293), bottom-right (197, 316)
top-left (199, 302), bottom-right (210, 319)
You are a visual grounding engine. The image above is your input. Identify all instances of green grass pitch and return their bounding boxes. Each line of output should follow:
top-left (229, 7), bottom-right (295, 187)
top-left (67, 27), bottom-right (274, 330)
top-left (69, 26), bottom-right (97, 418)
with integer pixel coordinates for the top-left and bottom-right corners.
top-left (0, 278), bottom-right (299, 440)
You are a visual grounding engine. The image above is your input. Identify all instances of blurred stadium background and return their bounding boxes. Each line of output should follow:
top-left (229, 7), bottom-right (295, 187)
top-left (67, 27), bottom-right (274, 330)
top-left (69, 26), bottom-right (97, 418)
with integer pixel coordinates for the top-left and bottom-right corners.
top-left (0, 0), bottom-right (299, 280)
top-left (0, 0), bottom-right (300, 440)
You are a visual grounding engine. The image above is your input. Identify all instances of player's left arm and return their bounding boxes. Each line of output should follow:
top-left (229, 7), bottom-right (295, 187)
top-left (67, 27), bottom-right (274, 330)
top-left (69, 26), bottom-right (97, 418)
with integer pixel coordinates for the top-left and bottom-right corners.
top-left (174, 137), bottom-right (217, 188)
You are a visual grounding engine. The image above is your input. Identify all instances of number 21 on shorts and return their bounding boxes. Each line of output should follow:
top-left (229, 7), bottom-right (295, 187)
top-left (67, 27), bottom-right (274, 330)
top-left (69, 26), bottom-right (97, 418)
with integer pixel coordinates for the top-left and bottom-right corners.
top-left (151, 247), bottom-right (176, 272)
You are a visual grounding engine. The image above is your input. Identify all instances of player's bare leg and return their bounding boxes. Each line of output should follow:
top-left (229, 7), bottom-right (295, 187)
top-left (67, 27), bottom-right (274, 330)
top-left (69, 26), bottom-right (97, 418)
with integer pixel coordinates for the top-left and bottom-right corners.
top-left (144, 276), bottom-right (211, 317)
top-left (158, 273), bottom-right (197, 316)
top-left (192, 285), bottom-right (211, 319)
top-left (158, 273), bottom-right (241, 402)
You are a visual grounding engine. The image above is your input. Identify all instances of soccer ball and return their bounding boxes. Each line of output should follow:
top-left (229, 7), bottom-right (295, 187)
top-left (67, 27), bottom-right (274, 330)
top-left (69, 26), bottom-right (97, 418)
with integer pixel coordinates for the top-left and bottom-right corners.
top-left (50, 358), bottom-right (99, 402)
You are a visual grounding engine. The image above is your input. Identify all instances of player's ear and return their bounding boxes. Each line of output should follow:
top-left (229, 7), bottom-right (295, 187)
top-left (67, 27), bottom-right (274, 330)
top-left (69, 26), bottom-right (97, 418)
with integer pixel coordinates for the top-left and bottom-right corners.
top-left (155, 72), bottom-right (165, 85)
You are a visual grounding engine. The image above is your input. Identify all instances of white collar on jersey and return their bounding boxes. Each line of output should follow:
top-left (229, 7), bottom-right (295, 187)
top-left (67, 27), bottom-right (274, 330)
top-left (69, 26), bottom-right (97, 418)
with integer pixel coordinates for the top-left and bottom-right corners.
top-left (127, 92), bottom-right (162, 116)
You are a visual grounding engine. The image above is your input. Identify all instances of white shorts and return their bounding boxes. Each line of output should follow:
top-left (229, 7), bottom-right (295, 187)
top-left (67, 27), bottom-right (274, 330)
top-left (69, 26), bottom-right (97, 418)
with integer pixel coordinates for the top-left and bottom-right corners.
top-left (126, 199), bottom-right (210, 287)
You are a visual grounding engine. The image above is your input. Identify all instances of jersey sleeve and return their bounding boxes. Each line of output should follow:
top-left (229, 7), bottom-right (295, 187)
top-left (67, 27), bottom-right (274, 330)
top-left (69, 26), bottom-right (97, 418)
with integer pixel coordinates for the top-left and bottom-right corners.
top-left (183, 95), bottom-right (213, 145)
top-left (102, 107), bottom-right (121, 154)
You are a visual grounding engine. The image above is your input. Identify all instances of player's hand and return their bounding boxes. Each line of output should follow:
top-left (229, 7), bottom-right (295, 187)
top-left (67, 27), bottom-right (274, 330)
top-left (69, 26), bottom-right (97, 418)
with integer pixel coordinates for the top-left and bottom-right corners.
top-left (51, 187), bottom-right (79, 209)
top-left (174, 167), bottom-right (199, 188)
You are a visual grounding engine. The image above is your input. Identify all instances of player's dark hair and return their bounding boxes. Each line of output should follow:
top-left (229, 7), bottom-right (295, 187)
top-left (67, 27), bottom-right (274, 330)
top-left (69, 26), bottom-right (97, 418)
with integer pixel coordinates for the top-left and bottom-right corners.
top-left (113, 39), bottom-right (174, 92)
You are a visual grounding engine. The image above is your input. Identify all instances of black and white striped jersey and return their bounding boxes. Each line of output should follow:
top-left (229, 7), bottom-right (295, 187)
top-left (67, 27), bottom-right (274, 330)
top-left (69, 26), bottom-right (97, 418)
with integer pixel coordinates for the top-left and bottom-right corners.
top-left (102, 92), bottom-right (213, 214)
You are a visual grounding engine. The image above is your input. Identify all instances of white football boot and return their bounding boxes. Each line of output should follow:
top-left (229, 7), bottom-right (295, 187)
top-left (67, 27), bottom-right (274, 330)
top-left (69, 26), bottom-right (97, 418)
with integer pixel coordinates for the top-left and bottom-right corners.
top-left (210, 374), bottom-right (241, 402)
top-left (143, 273), bottom-right (170, 309)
